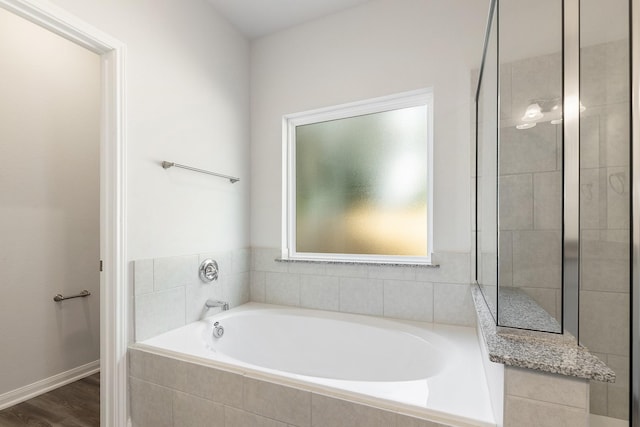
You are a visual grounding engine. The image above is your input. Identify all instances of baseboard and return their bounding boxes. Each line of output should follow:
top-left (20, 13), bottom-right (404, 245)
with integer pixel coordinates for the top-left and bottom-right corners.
top-left (0, 360), bottom-right (100, 411)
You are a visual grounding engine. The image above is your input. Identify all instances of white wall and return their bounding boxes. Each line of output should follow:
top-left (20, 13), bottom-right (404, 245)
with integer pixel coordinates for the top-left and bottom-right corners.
top-left (0, 8), bottom-right (100, 396)
top-left (48, 0), bottom-right (252, 260)
top-left (250, 0), bottom-right (488, 253)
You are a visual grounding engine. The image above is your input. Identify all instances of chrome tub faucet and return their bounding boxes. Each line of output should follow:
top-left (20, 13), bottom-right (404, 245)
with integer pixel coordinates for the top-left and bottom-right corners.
top-left (205, 299), bottom-right (229, 311)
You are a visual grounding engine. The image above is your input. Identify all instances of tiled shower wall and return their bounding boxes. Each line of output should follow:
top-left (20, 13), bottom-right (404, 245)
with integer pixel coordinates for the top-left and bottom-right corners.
top-left (249, 248), bottom-right (475, 326)
top-left (133, 249), bottom-right (251, 342)
top-left (579, 38), bottom-right (630, 420)
top-left (498, 51), bottom-right (563, 322)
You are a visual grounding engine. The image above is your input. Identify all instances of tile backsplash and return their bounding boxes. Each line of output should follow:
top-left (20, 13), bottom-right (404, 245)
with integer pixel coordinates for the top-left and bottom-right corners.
top-left (133, 249), bottom-right (250, 341)
top-left (133, 247), bottom-right (475, 342)
top-left (250, 248), bottom-right (475, 326)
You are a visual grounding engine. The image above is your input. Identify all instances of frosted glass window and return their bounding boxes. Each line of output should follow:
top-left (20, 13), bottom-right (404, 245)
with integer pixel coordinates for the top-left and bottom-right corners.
top-left (285, 90), bottom-right (432, 263)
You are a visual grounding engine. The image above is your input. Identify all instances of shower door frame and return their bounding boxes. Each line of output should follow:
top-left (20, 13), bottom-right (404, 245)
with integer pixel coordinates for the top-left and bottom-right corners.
top-left (0, 1), bottom-right (128, 426)
top-left (631, 0), bottom-right (639, 424)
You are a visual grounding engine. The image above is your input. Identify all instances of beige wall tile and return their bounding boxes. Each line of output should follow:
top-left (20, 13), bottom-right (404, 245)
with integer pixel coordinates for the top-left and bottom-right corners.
top-left (324, 263), bottom-right (368, 278)
top-left (606, 166), bottom-right (630, 229)
top-left (500, 124), bottom-right (557, 175)
top-left (154, 254), bottom-right (199, 291)
top-left (265, 272), bottom-right (300, 306)
top-left (499, 174), bottom-right (533, 230)
top-left (433, 283), bottom-right (475, 326)
top-left (253, 248), bottom-right (288, 273)
top-left (505, 367), bottom-right (588, 409)
top-left (179, 362), bottom-right (244, 408)
top-left (424, 252), bottom-right (470, 284)
top-left (225, 406), bottom-right (288, 427)
top-left (173, 391), bottom-right (224, 427)
top-left (384, 280), bottom-right (433, 322)
top-left (533, 171), bottom-right (562, 230)
top-left (287, 261), bottom-right (326, 275)
top-left (504, 396), bottom-right (587, 427)
top-left (607, 355), bottom-right (629, 419)
top-left (129, 349), bottom-right (180, 387)
top-left (339, 277), bottom-right (383, 316)
top-left (499, 231), bottom-right (513, 287)
top-left (580, 167), bottom-right (603, 229)
top-left (134, 287), bottom-right (186, 342)
top-left (368, 265), bottom-right (416, 280)
top-left (130, 378), bottom-right (173, 427)
top-left (581, 231), bottom-right (629, 293)
top-left (244, 377), bottom-right (311, 426)
top-left (602, 103), bottom-right (630, 167)
top-left (512, 230), bottom-right (561, 288)
top-left (300, 275), bottom-right (339, 311)
top-left (226, 271), bottom-right (250, 308)
top-left (250, 271), bottom-right (266, 302)
top-left (134, 259), bottom-right (154, 296)
top-left (396, 414), bottom-right (448, 427)
top-left (580, 291), bottom-right (629, 355)
top-left (311, 394), bottom-right (395, 427)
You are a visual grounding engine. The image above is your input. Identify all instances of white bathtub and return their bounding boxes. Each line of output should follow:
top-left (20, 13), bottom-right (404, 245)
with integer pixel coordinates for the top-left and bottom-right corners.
top-left (139, 303), bottom-right (495, 427)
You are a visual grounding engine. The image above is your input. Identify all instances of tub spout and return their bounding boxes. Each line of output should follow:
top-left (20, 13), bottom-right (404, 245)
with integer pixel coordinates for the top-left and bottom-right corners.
top-left (205, 299), bottom-right (229, 311)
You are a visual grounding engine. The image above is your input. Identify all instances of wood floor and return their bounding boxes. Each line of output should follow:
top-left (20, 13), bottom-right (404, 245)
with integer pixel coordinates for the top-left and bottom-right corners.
top-left (0, 373), bottom-right (100, 427)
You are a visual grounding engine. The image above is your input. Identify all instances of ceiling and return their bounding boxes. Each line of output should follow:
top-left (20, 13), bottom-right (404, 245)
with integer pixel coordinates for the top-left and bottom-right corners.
top-left (206, 0), bottom-right (373, 39)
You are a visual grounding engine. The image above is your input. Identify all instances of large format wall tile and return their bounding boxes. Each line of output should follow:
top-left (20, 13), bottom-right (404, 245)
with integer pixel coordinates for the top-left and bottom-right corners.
top-left (580, 290), bottom-right (629, 356)
top-left (310, 394), bottom-right (395, 427)
top-left (512, 231), bottom-right (561, 288)
top-left (172, 391), bottom-right (225, 427)
top-left (384, 280), bottom-right (433, 322)
top-left (500, 124), bottom-right (558, 175)
top-left (339, 277), bottom-right (384, 316)
top-left (300, 274), bottom-right (340, 311)
top-left (499, 174), bottom-right (533, 230)
top-left (225, 407), bottom-right (288, 427)
top-left (581, 230), bottom-right (629, 293)
top-left (504, 396), bottom-right (587, 427)
top-left (265, 272), bottom-right (301, 306)
top-left (130, 378), bottom-right (173, 427)
top-left (434, 283), bottom-right (475, 326)
top-left (135, 288), bottom-right (186, 341)
top-left (154, 255), bottom-right (199, 291)
top-left (533, 171), bottom-right (562, 231)
top-left (243, 377), bottom-right (311, 427)
top-left (133, 249), bottom-right (251, 342)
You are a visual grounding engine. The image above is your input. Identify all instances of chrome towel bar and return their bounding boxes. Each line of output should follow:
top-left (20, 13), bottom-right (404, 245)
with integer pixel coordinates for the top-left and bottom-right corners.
top-left (161, 161), bottom-right (240, 183)
top-left (53, 290), bottom-right (91, 302)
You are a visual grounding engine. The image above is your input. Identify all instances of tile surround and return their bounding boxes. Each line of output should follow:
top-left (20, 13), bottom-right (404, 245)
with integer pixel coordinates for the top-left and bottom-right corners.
top-left (250, 248), bottom-right (475, 327)
top-left (133, 248), bottom-right (251, 342)
top-left (129, 348), bottom-right (456, 427)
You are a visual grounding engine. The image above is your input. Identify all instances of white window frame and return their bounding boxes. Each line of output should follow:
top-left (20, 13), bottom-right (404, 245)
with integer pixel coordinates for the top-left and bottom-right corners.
top-left (282, 88), bottom-right (434, 265)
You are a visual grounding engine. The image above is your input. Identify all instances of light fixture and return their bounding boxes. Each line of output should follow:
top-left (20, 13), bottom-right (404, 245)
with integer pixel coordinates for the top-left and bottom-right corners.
top-left (550, 119), bottom-right (563, 125)
top-left (516, 122), bottom-right (537, 130)
top-left (522, 103), bottom-right (543, 122)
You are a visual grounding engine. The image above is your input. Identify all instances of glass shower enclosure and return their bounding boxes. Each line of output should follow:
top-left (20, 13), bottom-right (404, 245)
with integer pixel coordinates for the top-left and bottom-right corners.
top-left (474, 0), bottom-right (633, 424)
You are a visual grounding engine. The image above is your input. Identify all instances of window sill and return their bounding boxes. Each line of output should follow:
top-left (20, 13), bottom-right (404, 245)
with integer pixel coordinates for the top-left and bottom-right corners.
top-left (275, 257), bottom-right (439, 268)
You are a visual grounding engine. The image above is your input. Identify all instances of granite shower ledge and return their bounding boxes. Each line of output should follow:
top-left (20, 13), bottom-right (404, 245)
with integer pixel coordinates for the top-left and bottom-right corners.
top-left (471, 285), bottom-right (615, 383)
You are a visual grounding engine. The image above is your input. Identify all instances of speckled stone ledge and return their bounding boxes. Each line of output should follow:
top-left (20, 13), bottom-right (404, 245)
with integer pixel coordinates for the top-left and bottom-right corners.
top-left (275, 258), bottom-right (440, 268)
top-left (497, 287), bottom-right (561, 333)
top-left (472, 284), bottom-right (615, 383)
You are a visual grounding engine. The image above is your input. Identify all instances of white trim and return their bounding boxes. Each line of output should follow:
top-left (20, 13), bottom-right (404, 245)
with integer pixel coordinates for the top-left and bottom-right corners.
top-left (282, 88), bottom-right (434, 264)
top-left (0, 1), bottom-right (128, 426)
top-left (0, 360), bottom-right (100, 411)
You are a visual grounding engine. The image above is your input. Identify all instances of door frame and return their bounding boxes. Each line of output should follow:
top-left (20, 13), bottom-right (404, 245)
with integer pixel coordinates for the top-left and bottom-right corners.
top-left (0, 0), bottom-right (128, 425)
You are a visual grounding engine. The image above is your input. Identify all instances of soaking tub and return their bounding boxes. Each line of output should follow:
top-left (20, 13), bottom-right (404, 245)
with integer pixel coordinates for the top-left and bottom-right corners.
top-left (136, 303), bottom-right (495, 426)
